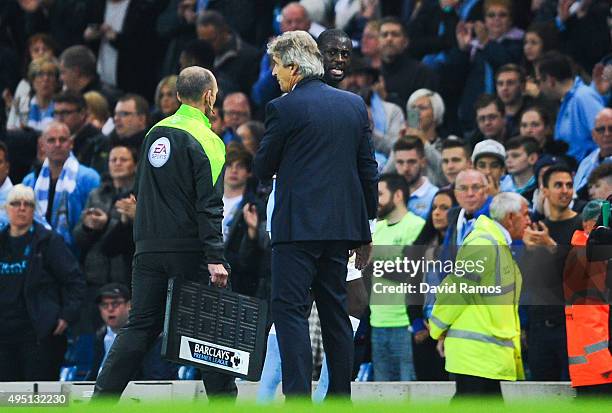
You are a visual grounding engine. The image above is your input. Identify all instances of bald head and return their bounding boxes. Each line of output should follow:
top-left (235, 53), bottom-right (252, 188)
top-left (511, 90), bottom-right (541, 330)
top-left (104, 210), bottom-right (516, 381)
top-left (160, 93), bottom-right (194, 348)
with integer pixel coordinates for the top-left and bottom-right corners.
top-left (43, 121), bottom-right (71, 138)
top-left (454, 169), bottom-right (488, 214)
top-left (42, 121), bottom-right (73, 165)
top-left (594, 108), bottom-right (612, 156)
top-left (176, 66), bottom-right (217, 104)
top-left (281, 2), bottom-right (310, 33)
top-left (223, 92), bottom-right (251, 130)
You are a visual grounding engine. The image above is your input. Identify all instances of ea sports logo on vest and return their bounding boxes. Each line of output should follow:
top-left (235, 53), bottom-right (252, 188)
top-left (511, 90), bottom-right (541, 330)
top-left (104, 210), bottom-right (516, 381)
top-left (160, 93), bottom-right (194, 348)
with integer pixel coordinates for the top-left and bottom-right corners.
top-left (148, 137), bottom-right (171, 167)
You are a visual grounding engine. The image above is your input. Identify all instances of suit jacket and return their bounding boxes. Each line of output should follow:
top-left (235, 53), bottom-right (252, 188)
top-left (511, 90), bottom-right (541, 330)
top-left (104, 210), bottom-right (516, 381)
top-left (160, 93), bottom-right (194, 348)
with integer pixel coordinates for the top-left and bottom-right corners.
top-left (254, 77), bottom-right (378, 246)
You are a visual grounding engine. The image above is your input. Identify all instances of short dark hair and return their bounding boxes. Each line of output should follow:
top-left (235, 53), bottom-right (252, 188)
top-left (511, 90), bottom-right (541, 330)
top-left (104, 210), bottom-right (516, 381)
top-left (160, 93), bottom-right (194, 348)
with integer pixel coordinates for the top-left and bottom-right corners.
top-left (176, 68), bottom-right (215, 103)
top-left (109, 144), bottom-right (139, 164)
top-left (379, 16), bottom-right (408, 38)
top-left (225, 147), bottom-right (253, 172)
top-left (54, 90), bottom-right (86, 111)
top-left (441, 137), bottom-right (471, 158)
top-left (197, 10), bottom-right (229, 32)
top-left (520, 105), bottom-right (553, 129)
top-left (181, 39), bottom-right (215, 70)
top-left (239, 120), bottom-right (265, 143)
top-left (118, 94), bottom-right (149, 117)
top-left (587, 162), bottom-right (612, 188)
top-left (536, 51), bottom-right (574, 82)
top-left (505, 136), bottom-right (540, 155)
top-left (317, 29), bottom-right (351, 49)
top-left (542, 164), bottom-right (573, 188)
top-left (379, 173), bottom-right (410, 203)
top-left (495, 63), bottom-right (526, 84)
top-left (393, 135), bottom-right (425, 158)
top-left (59, 45), bottom-right (97, 78)
top-left (474, 93), bottom-right (504, 114)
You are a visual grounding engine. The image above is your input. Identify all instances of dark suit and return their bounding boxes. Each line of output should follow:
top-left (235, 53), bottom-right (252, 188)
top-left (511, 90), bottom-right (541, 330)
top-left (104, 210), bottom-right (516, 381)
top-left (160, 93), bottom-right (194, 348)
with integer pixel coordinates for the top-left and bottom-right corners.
top-left (254, 77), bottom-right (378, 397)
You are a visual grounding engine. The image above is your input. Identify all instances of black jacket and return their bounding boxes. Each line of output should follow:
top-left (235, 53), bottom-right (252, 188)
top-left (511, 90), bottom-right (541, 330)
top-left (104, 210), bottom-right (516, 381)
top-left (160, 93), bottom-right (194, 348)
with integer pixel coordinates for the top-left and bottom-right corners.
top-left (133, 106), bottom-right (226, 268)
top-left (0, 223), bottom-right (85, 339)
top-left (381, 53), bottom-right (440, 109)
top-left (254, 77), bottom-right (378, 246)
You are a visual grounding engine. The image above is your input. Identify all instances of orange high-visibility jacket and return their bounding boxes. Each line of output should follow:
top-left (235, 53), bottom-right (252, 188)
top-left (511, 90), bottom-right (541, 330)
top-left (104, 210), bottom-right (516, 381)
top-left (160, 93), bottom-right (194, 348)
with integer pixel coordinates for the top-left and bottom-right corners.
top-left (564, 231), bottom-right (612, 387)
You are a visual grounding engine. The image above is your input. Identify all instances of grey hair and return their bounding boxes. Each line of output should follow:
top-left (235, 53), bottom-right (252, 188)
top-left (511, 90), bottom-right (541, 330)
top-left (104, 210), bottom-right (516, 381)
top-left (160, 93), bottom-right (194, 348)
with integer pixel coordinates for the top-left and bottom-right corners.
top-left (6, 184), bottom-right (35, 208)
top-left (267, 31), bottom-right (324, 78)
top-left (407, 89), bottom-right (445, 126)
top-left (490, 192), bottom-right (528, 222)
top-left (455, 169), bottom-right (487, 187)
top-left (176, 67), bottom-right (215, 103)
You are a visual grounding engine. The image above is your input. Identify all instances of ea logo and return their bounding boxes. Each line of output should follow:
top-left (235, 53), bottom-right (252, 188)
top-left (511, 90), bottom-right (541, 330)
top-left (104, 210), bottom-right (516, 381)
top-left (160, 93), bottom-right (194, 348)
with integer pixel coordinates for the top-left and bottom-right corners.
top-left (148, 137), bottom-right (171, 167)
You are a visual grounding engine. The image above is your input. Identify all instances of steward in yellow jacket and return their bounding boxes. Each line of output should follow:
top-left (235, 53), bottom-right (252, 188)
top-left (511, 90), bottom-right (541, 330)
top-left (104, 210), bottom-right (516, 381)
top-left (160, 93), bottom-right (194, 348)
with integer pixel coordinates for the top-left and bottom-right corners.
top-left (430, 192), bottom-right (530, 397)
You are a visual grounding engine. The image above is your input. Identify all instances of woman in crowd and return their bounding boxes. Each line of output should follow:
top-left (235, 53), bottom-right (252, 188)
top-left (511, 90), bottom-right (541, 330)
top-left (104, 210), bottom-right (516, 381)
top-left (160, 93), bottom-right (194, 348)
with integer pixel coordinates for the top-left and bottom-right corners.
top-left (405, 88), bottom-right (446, 151)
top-left (84, 91), bottom-right (112, 135)
top-left (150, 75), bottom-right (180, 125)
top-left (73, 145), bottom-right (137, 333)
top-left (448, 0), bottom-right (524, 132)
top-left (410, 188), bottom-right (457, 381)
top-left (521, 22), bottom-right (558, 97)
top-left (237, 120), bottom-right (265, 156)
top-left (0, 184), bottom-right (84, 381)
top-left (25, 56), bottom-right (60, 131)
top-left (6, 33), bottom-right (57, 131)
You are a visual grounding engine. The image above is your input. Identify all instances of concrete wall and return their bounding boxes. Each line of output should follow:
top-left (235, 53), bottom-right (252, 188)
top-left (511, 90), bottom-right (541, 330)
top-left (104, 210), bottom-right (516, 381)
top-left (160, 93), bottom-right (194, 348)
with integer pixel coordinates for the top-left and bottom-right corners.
top-left (0, 381), bottom-right (576, 404)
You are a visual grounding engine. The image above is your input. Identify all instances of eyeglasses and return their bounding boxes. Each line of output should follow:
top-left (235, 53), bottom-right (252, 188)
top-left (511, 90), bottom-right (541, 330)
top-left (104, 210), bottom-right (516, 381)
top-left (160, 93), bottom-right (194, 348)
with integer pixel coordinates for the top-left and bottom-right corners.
top-left (34, 70), bottom-right (57, 78)
top-left (115, 111), bottom-right (137, 118)
top-left (98, 300), bottom-right (126, 310)
top-left (477, 114), bottom-right (501, 123)
top-left (8, 200), bottom-right (35, 208)
top-left (224, 110), bottom-right (249, 118)
top-left (594, 125), bottom-right (612, 134)
top-left (54, 109), bottom-right (80, 117)
top-left (455, 184), bottom-right (485, 193)
top-left (486, 11), bottom-right (509, 18)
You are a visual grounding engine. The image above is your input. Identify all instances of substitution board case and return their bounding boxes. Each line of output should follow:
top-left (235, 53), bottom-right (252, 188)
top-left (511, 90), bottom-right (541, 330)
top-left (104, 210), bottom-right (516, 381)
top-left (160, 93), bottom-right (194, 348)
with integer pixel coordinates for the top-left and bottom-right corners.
top-left (162, 277), bottom-right (268, 381)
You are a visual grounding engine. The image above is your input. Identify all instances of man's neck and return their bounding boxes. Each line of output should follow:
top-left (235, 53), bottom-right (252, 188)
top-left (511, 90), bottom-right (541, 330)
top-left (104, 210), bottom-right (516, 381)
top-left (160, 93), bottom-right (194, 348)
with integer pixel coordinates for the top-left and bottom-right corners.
top-left (49, 160), bottom-right (66, 180)
top-left (559, 78), bottom-right (575, 101)
top-left (113, 176), bottom-right (135, 191)
top-left (410, 176), bottom-right (425, 194)
top-left (547, 204), bottom-right (577, 221)
top-left (224, 186), bottom-right (245, 199)
top-left (381, 52), bottom-right (402, 65)
top-left (386, 206), bottom-right (408, 225)
top-left (505, 97), bottom-right (523, 116)
top-left (512, 169), bottom-right (534, 188)
top-left (77, 76), bottom-right (93, 93)
top-left (37, 95), bottom-right (51, 108)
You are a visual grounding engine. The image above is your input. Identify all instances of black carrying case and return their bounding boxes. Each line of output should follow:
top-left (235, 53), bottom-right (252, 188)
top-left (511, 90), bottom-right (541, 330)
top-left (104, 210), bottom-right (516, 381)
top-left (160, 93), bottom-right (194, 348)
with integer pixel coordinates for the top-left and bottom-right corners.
top-left (161, 277), bottom-right (268, 381)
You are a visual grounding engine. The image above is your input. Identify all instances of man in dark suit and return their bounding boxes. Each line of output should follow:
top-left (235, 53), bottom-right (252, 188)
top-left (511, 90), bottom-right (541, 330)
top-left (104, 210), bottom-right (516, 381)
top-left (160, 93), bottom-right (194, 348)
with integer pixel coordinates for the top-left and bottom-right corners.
top-left (253, 30), bottom-right (378, 398)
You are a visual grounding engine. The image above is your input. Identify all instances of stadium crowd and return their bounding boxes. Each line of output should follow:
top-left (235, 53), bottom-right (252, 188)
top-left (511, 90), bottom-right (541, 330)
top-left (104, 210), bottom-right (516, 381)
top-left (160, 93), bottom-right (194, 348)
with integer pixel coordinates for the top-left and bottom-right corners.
top-left (0, 0), bottom-right (611, 391)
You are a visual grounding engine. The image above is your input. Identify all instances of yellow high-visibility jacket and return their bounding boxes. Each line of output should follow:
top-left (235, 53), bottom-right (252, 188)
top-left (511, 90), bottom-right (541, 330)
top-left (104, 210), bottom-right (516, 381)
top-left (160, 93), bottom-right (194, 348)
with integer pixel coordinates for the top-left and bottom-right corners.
top-left (429, 215), bottom-right (524, 381)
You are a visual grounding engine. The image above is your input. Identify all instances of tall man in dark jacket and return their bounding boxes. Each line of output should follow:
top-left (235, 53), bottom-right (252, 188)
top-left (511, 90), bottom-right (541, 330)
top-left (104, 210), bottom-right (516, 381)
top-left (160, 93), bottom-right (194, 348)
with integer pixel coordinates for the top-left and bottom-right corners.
top-left (254, 31), bottom-right (378, 398)
top-left (93, 66), bottom-right (233, 399)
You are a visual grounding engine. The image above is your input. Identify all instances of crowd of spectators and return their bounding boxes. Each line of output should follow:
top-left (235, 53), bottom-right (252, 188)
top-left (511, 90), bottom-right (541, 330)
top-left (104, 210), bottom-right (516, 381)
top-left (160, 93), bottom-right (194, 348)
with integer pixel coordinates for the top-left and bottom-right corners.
top-left (0, 0), bottom-right (610, 385)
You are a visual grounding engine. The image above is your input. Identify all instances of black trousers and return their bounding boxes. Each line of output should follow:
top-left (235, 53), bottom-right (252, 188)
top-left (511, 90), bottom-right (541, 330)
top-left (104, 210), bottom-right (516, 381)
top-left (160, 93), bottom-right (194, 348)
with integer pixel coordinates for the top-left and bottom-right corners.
top-left (93, 252), bottom-right (236, 399)
top-left (271, 241), bottom-right (353, 398)
top-left (0, 334), bottom-right (66, 381)
top-left (452, 373), bottom-right (502, 399)
top-left (576, 383), bottom-right (612, 398)
top-left (527, 321), bottom-right (569, 381)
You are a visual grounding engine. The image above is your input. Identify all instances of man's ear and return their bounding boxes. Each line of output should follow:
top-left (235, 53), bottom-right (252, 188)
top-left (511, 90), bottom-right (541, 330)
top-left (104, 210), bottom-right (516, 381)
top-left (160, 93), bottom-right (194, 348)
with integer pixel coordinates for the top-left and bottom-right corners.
top-left (528, 153), bottom-right (538, 166)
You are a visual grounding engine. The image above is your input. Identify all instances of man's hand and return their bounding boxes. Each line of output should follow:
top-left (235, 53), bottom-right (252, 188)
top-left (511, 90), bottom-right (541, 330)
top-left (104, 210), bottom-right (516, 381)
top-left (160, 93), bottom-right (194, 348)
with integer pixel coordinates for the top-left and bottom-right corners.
top-left (53, 319), bottom-right (68, 336)
top-left (352, 243), bottom-right (372, 270)
top-left (523, 221), bottom-right (557, 247)
top-left (456, 21), bottom-right (474, 51)
top-left (242, 203), bottom-right (259, 240)
top-left (208, 264), bottom-right (229, 288)
top-left (436, 334), bottom-right (446, 357)
top-left (485, 174), bottom-right (500, 196)
top-left (414, 329), bottom-right (430, 344)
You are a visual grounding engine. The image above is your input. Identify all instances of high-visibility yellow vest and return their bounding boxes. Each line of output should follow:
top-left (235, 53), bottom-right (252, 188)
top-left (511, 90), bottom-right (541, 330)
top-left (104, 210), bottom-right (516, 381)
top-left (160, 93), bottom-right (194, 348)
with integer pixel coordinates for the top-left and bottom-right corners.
top-left (429, 215), bottom-right (524, 381)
